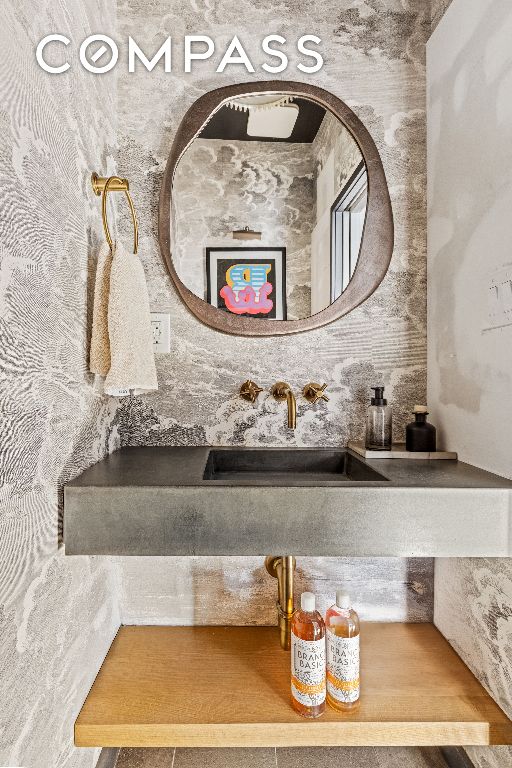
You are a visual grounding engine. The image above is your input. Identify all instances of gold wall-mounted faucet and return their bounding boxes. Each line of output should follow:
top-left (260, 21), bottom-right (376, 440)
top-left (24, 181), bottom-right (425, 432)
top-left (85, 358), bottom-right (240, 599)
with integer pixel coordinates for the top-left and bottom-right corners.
top-left (270, 381), bottom-right (297, 429)
top-left (242, 380), bottom-right (328, 427)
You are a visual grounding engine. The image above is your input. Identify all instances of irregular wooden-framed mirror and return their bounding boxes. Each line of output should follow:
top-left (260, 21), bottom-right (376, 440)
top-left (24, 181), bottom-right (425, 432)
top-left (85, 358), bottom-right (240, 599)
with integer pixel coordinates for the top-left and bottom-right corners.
top-left (159, 81), bottom-right (393, 336)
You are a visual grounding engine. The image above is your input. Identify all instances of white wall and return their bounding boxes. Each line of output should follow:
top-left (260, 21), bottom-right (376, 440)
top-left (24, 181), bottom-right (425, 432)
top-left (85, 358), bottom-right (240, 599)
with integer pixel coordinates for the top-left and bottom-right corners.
top-left (427, 0), bottom-right (512, 478)
top-left (427, 2), bottom-right (512, 766)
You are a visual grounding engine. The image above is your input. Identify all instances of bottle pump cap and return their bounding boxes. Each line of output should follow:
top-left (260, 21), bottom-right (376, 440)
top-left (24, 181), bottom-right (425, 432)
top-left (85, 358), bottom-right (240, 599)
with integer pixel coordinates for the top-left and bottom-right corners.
top-left (336, 591), bottom-right (351, 610)
top-left (371, 386), bottom-right (387, 406)
top-left (301, 592), bottom-right (316, 612)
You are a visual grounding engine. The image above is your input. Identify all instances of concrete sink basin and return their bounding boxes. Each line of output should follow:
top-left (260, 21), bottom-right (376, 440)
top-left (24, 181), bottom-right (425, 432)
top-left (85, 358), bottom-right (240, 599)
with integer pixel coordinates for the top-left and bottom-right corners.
top-left (203, 448), bottom-right (388, 483)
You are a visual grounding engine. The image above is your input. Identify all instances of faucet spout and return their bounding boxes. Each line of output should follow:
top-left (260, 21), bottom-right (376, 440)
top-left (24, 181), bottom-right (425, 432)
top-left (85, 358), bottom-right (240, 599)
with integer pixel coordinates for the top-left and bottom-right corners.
top-left (285, 389), bottom-right (297, 430)
top-left (270, 381), bottom-right (297, 430)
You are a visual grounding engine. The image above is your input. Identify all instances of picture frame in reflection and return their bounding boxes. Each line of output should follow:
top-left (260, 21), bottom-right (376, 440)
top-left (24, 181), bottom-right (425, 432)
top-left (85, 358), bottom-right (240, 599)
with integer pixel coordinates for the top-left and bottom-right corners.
top-left (205, 247), bottom-right (287, 320)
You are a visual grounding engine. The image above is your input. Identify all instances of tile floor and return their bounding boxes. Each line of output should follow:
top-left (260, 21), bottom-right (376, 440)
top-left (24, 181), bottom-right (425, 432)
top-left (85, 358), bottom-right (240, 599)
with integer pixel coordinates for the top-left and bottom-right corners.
top-left (116, 747), bottom-right (450, 768)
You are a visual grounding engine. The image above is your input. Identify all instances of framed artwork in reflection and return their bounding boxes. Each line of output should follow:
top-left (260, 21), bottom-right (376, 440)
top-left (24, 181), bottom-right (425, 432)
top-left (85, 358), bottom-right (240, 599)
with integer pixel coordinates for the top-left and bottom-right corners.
top-left (205, 247), bottom-right (287, 320)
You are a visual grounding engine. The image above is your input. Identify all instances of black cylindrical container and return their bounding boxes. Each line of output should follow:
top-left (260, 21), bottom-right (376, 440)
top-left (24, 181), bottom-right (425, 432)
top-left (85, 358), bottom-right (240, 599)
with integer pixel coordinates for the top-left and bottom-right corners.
top-left (406, 406), bottom-right (436, 452)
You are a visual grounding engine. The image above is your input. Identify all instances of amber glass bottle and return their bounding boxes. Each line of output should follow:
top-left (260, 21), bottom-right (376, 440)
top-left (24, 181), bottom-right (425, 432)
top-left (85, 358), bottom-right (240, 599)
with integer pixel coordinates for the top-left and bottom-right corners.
top-left (290, 592), bottom-right (326, 718)
top-left (325, 591), bottom-right (360, 711)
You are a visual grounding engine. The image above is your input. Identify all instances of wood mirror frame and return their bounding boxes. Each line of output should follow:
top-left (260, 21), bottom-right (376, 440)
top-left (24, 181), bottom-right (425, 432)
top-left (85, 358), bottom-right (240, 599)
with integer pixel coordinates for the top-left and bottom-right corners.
top-left (159, 81), bottom-right (394, 336)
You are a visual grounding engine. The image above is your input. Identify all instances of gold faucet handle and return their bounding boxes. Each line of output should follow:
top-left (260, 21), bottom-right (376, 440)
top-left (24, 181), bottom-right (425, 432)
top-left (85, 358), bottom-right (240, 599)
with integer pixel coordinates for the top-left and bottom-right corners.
top-left (303, 382), bottom-right (329, 404)
top-left (239, 380), bottom-right (263, 403)
top-left (270, 381), bottom-right (291, 401)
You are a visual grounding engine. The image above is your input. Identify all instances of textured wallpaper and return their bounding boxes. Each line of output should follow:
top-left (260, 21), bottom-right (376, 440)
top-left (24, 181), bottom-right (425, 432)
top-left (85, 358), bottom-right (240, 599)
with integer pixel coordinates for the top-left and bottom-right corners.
top-left (435, 559), bottom-right (512, 768)
top-left (172, 138), bottom-right (315, 320)
top-left (0, 2), bottom-right (120, 767)
top-left (114, 0), bottom-right (429, 459)
top-left (113, 0), bottom-right (431, 625)
top-left (119, 556), bottom-right (434, 626)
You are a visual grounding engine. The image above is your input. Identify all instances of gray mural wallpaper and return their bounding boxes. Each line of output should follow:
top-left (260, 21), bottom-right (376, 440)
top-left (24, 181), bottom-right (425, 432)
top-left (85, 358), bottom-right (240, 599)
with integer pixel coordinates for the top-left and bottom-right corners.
top-left (115, 0), bottom-right (429, 454)
top-left (0, 1), bottom-right (120, 767)
top-left (119, 556), bottom-right (433, 626)
top-left (435, 558), bottom-right (512, 768)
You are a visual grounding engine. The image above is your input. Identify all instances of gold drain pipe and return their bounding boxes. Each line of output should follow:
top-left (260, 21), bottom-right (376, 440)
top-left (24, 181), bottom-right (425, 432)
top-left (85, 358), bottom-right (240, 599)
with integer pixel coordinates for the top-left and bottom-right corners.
top-left (265, 555), bottom-right (296, 650)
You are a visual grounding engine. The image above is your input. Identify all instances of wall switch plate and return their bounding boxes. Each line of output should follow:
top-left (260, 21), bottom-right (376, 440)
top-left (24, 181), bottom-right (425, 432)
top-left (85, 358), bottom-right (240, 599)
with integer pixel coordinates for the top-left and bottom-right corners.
top-left (150, 312), bottom-right (170, 353)
top-left (485, 264), bottom-right (512, 332)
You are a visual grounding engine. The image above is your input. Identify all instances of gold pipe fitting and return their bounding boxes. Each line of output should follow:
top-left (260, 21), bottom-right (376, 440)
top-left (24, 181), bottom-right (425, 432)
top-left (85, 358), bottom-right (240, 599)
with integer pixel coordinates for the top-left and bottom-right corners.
top-left (265, 555), bottom-right (296, 650)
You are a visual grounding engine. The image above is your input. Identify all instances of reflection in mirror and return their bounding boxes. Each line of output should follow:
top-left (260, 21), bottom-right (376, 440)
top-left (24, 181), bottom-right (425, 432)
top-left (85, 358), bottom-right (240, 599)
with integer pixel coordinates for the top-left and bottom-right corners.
top-left (171, 94), bottom-right (367, 322)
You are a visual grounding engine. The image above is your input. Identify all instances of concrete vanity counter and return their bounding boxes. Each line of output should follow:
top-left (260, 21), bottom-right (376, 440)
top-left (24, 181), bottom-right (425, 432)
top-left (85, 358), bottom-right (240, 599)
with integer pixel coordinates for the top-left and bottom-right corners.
top-left (64, 446), bottom-right (512, 557)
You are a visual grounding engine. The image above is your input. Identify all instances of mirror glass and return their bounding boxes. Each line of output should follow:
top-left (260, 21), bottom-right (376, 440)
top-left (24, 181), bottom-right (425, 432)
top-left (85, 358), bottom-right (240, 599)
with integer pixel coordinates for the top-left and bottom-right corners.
top-left (170, 93), bottom-right (367, 321)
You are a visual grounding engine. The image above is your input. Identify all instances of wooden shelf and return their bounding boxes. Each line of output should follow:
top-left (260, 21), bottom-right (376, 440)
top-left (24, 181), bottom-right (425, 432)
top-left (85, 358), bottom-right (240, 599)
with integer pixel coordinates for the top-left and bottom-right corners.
top-left (75, 624), bottom-right (512, 748)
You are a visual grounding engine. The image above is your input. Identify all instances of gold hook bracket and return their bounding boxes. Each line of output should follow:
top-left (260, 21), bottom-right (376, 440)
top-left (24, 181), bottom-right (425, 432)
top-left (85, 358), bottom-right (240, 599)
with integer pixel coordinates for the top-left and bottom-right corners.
top-left (91, 173), bottom-right (139, 254)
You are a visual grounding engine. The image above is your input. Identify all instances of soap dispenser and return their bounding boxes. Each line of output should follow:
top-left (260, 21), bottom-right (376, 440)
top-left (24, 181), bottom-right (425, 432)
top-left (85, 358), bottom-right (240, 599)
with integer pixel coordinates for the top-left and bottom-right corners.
top-left (406, 405), bottom-right (436, 452)
top-left (365, 386), bottom-right (392, 450)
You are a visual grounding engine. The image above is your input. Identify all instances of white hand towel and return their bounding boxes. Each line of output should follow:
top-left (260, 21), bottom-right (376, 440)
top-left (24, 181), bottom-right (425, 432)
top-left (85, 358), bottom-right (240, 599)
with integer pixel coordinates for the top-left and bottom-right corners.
top-left (103, 241), bottom-right (158, 396)
top-left (90, 242), bottom-right (113, 377)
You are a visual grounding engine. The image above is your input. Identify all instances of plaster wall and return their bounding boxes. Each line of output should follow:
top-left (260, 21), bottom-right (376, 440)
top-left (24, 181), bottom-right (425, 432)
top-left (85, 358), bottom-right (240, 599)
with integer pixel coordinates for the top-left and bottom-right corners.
top-left (427, 1), bottom-right (512, 765)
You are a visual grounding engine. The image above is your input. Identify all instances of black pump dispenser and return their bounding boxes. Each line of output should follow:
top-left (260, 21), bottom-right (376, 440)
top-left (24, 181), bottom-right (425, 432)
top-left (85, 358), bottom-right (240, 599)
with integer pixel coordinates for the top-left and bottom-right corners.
top-left (371, 387), bottom-right (387, 406)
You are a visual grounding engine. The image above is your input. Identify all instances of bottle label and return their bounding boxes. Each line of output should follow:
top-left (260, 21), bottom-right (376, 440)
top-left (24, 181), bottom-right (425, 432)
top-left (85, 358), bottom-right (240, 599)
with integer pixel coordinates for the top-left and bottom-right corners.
top-left (291, 633), bottom-right (326, 707)
top-left (326, 629), bottom-right (360, 703)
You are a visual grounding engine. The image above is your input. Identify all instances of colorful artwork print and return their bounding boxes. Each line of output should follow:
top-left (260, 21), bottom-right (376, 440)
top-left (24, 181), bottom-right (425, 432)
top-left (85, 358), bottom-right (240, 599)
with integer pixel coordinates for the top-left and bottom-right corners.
top-left (206, 248), bottom-right (287, 320)
top-left (221, 263), bottom-right (273, 315)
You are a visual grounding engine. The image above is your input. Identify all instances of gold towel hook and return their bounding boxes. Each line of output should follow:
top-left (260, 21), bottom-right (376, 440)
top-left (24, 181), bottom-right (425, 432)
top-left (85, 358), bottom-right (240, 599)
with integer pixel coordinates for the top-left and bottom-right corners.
top-left (91, 173), bottom-right (139, 254)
